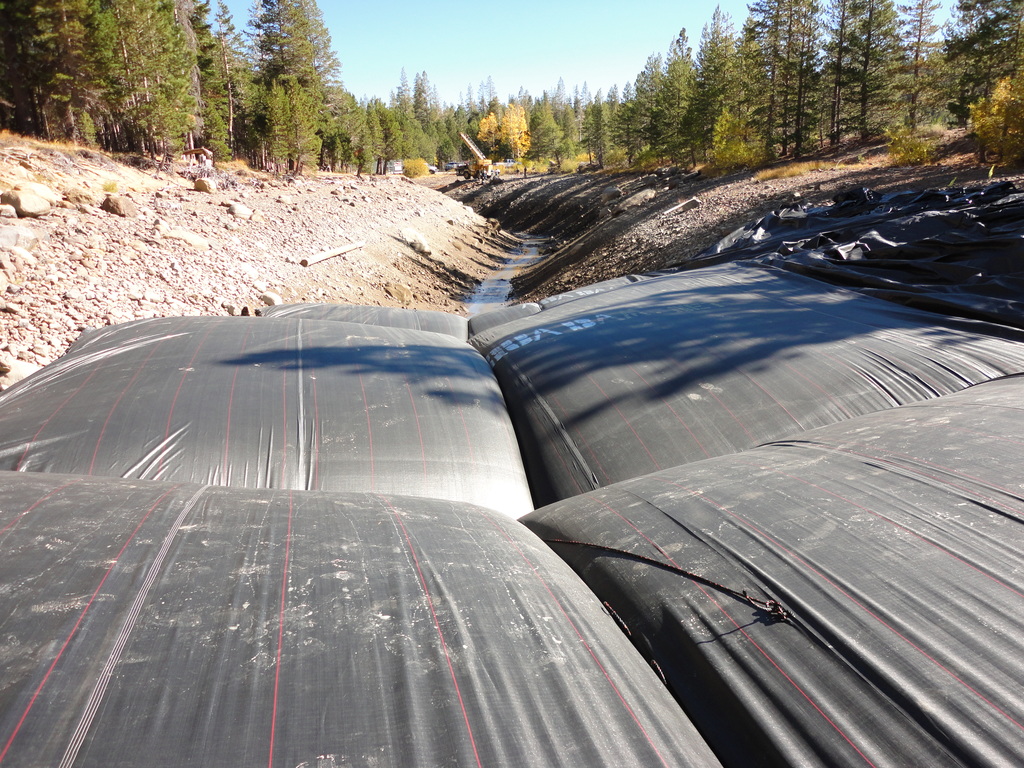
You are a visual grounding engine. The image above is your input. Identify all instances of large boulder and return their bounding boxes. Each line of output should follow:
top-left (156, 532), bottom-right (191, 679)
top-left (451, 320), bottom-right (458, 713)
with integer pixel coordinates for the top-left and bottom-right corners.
top-left (0, 224), bottom-right (42, 250)
top-left (227, 201), bottom-right (252, 219)
top-left (0, 355), bottom-right (40, 390)
top-left (12, 181), bottom-right (60, 204)
top-left (63, 187), bottom-right (97, 205)
top-left (599, 185), bottom-right (623, 204)
top-left (1, 189), bottom-right (50, 218)
top-left (612, 187), bottom-right (657, 215)
top-left (162, 227), bottom-right (210, 250)
top-left (101, 194), bottom-right (138, 218)
top-left (400, 227), bottom-right (432, 255)
top-left (384, 282), bottom-right (413, 305)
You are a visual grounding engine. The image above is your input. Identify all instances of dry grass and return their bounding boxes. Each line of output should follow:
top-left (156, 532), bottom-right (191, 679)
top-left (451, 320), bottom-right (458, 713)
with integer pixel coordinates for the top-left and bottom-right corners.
top-left (755, 160), bottom-right (839, 180)
top-left (216, 158), bottom-right (254, 175)
top-left (0, 130), bottom-right (93, 154)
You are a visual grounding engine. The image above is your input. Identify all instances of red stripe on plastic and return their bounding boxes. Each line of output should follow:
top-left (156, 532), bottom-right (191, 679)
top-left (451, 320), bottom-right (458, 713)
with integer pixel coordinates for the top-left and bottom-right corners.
top-left (14, 369), bottom-right (100, 471)
top-left (766, 446), bottom-right (1024, 598)
top-left (89, 340), bottom-right (163, 475)
top-left (628, 364), bottom-right (710, 459)
top-left (701, 384), bottom-right (755, 441)
top-left (403, 378), bottom-right (427, 478)
top-left (781, 361), bottom-right (855, 419)
top-left (482, 512), bottom-right (674, 768)
top-left (380, 496), bottom-right (483, 768)
top-left (266, 491), bottom-right (294, 768)
top-left (653, 476), bottom-right (1024, 733)
top-left (160, 325), bottom-right (216, 478)
top-left (591, 493), bottom-right (878, 766)
top-left (0, 479), bottom-right (83, 538)
top-left (0, 485), bottom-right (180, 764)
top-left (586, 373), bottom-right (661, 470)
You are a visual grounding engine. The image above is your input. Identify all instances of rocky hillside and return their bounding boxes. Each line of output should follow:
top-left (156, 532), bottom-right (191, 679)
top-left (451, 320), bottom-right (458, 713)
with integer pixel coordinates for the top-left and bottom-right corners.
top-left (0, 139), bottom-right (515, 387)
top-left (450, 136), bottom-right (1024, 301)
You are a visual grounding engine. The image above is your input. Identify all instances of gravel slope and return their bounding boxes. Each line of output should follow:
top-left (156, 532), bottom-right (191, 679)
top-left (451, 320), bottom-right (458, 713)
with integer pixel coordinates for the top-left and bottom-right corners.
top-left (0, 143), bottom-right (515, 385)
top-left (449, 140), bottom-right (1024, 302)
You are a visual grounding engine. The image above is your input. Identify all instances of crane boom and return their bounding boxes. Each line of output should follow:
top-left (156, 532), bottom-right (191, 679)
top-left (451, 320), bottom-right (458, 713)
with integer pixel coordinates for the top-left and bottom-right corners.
top-left (459, 132), bottom-right (488, 162)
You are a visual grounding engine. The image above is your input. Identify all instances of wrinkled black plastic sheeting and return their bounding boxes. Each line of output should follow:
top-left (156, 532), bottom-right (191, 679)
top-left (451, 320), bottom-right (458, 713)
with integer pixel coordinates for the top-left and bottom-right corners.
top-left (691, 181), bottom-right (1024, 329)
top-left (469, 262), bottom-right (1024, 506)
top-left (466, 276), bottom-right (666, 338)
top-left (261, 302), bottom-right (470, 341)
top-left (524, 374), bottom-right (1024, 768)
top-left (0, 316), bottom-right (533, 517)
top-left (466, 302), bottom-right (542, 337)
top-left (0, 473), bottom-right (721, 767)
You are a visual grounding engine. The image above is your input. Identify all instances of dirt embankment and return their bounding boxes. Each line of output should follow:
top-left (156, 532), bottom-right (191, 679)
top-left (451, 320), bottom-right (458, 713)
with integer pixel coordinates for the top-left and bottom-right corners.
top-left (0, 140), bottom-right (517, 385)
top-left (448, 138), bottom-right (1024, 302)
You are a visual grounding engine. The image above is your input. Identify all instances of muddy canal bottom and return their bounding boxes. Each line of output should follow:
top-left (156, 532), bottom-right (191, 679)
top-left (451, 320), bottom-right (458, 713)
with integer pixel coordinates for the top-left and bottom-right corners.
top-left (464, 236), bottom-right (547, 315)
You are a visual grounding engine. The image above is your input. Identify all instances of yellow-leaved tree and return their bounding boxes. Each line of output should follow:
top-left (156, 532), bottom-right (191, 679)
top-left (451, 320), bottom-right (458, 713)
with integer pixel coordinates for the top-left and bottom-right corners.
top-left (501, 104), bottom-right (531, 159)
top-left (971, 77), bottom-right (1024, 165)
top-left (477, 112), bottom-right (500, 153)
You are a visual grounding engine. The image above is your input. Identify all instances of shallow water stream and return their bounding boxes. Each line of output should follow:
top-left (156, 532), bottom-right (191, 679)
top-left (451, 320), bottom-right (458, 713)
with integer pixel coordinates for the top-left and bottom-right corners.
top-left (463, 236), bottom-right (547, 315)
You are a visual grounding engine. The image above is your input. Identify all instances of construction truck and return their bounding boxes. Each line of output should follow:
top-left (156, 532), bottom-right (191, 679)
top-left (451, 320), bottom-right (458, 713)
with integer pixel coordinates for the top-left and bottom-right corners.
top-left (457, 132), bottom-right (500, 180)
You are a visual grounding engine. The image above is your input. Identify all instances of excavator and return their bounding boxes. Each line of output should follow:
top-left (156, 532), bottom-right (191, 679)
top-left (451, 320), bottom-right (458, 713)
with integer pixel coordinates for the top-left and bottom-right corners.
top-left (457, 132), bottom-right (500, 180)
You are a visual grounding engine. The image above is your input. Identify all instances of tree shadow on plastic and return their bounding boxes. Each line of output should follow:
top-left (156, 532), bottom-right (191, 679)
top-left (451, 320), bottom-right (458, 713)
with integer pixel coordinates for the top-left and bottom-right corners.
top-left (222, 342), bottom-right (506, 412)
top-left (260, 303), bottom-right (469, 340)
top-left (478, 266), bottom-right (1024, 504)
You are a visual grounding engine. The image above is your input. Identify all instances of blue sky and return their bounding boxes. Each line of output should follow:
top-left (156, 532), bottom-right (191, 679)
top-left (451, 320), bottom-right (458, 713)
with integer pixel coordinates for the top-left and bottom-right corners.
top-left (221, 0), bottom-right (950, 106)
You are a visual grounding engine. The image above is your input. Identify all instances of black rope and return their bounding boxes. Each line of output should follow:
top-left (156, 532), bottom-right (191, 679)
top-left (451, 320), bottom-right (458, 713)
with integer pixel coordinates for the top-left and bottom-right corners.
top-left (544, 538), bottom-right (791, 624)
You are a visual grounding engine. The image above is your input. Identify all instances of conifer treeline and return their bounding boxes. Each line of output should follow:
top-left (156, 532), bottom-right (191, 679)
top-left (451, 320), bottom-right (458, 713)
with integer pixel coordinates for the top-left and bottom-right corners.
top-left (1, 0), bottom-right (1022, 171)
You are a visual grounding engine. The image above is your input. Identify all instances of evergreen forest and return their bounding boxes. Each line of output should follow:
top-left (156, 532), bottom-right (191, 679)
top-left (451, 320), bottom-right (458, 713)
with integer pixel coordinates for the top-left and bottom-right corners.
top-left (1, 0), bottom-right (1022, 173)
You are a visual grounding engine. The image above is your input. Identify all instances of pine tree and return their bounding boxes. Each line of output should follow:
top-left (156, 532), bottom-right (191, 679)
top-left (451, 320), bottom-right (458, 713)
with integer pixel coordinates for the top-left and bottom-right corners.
top-left (693, 9), bottom-right (738, 159)
top-left (318, 89), bottom-right (360, 170)
top-left (556, 106), bottom-right (578, 161)
top-left (783, 0), bottom-right (823, 155)
top-left (898, 0), bottom-right (943, 128)
top-left (825, 0), bottom-right (857, 143)
top-left (366, 98), bottom-right (407, 173)
top-left (0, 0), bottom-right (33, 133)
top-left (211, 0), bottom-right (246, 152)
top-left (847, 0), bottom-right (903, 139)
top-left (91, 0), bottom-right (197, 154)
top-left (744, 0), bottom-right (785, 155)
top-left (393, 68), bottom-right (413, 116)
top-left (945, 0), bottom-right (1024, 123)
top-left (412, 71), bottom-right (432, 125)
top-left (189, 1), bottom-right (230, 158)
top-left (249, 0), bottom-right (339, 171)
top-left (267, 74), bottom-right (320, 170)
top-left (528, 100), bottom-right (562, 159)
top-left (613, 81), bottom-right (644, 163)
top-left (582, 92), bottom-right (609, 165)
top-left (633, 53), bottom-right (666, 152)
top-left (746, 0), bottom-right (822, 156)
top-left (35, 0), bottom-right (98, 141)
top-left (660, 29), bottom-right (697, 163)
